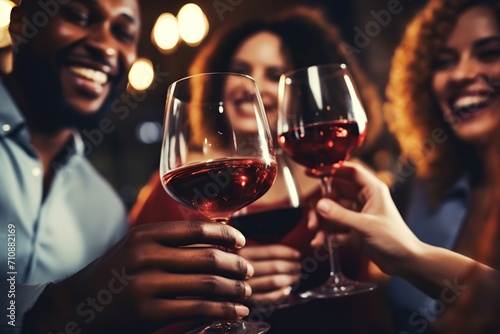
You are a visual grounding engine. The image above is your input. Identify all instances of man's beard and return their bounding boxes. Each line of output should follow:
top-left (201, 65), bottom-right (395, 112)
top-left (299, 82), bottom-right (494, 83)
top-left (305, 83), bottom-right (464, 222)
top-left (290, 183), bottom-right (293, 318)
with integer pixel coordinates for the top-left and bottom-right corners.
top-left (16, 49), bottom-right (125, 134)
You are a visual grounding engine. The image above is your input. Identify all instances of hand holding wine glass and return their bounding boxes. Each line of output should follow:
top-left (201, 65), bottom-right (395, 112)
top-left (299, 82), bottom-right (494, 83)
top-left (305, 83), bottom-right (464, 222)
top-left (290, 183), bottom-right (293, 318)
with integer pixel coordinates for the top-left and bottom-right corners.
top-left (160, 72), bottom-right (277, 333)
top-left (277, 63), bottom-right (376, 298)
top-left (230, 150), bottom-right (315, 309)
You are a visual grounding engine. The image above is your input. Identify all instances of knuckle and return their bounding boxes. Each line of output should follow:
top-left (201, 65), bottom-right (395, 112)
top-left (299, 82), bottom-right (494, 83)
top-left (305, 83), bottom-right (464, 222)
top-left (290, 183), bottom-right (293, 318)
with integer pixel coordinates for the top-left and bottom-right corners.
top-left (236, 257), bottom-right (247, 276)
top-left (201, 275), bottom-right (220, 291)
top-left (220, 302), bottom-right (237, 318)
top-left (235, 280), bottom-right (245, 298)
top-left (271, 276), bottom-right (284, 288)
top-left (127, 227), bottom-right (146, 244)
top-left (270, 262), bottom-right (283, 273)
top-left (128, 248), bottom-right (147, 269)
top-left (219, 224), bottom-right (235, 244)
top-left (202, 248), bottom-right (219, 267)
top-left (195, 300), bottom-right (211, 316)
top-left (187, 220), bottom-right (206, 238)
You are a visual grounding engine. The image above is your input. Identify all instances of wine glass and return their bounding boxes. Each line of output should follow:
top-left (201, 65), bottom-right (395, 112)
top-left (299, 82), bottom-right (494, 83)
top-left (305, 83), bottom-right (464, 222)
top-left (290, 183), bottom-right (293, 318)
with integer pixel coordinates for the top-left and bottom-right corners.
top-left (277, 63), bottom-right (377, 298)
top-left (230, 149), bottom-right (303, 245)
top-left (160, 72), bottom-right (277, 334)
top-left (230, 149), bottom-right (312, 310)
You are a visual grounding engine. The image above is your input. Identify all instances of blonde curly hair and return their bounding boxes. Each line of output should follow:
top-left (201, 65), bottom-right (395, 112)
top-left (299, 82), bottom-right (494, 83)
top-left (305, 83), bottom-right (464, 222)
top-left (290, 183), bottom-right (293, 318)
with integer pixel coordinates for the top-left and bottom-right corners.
top-left (385, 0), bottom-right (500, 203)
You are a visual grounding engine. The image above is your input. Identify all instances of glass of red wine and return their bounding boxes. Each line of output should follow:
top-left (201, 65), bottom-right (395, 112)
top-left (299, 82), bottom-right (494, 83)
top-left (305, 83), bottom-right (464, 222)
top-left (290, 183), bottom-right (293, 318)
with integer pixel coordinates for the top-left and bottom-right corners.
top-left (229, 149), bottom-right (311, 310)
top-left (277, 63), bottom-right (376, 298)
top-left (160, 72), bottom-right (277, 334)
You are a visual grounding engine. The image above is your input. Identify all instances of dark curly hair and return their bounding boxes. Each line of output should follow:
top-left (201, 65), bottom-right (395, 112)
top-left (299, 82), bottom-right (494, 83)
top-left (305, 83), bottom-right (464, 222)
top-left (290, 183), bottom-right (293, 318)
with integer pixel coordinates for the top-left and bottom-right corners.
top-left (385, 0), bottom-right (500, 204)
top-left (186, 6), bottom-right (383, 153)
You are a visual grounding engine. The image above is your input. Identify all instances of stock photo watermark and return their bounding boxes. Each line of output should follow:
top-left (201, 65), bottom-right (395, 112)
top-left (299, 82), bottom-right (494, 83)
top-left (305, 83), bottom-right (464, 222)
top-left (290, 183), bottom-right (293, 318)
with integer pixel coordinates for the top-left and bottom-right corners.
top-left (5, 223), bottom-right (17, 327)
top-left (399, 277), bottom-right (467, 334)
top-left (47, 267), bottom-right (134, 334)
top-left (9, 0), bottom-right (71, 53)
top-left (212, 0), bottom-right (244, 22)
top-left (343, 0), bottom-right (412, 59)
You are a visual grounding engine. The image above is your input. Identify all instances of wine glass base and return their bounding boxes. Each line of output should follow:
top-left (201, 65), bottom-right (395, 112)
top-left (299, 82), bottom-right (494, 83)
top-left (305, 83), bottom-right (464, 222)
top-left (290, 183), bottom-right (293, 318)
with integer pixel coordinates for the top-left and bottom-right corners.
top-left (186, 320), bottom-right (270, 334)
top-left (298, 278), bottom-right (377, 299)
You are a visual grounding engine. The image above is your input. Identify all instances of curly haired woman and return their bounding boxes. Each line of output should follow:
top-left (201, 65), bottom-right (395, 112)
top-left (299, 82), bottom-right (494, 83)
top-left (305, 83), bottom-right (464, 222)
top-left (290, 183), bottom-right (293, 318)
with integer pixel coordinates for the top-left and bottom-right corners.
top-left (310, 0), bottom-right (500, 333)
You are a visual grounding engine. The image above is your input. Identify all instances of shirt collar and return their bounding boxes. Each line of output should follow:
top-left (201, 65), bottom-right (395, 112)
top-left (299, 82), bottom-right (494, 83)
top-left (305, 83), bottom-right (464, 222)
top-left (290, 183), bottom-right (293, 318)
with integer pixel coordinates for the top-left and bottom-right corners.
top-left (0, 78), bottom-right (84, 162)
top-left (72, 130), bottom-right (85, 156)
top-left (0, 78), bottom-right (26, 138)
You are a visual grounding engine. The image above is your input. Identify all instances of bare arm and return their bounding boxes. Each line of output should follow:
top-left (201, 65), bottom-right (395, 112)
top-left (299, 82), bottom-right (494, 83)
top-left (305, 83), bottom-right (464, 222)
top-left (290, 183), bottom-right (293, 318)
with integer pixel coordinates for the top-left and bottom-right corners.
top-left (310, 161), bottom-right (497, 299)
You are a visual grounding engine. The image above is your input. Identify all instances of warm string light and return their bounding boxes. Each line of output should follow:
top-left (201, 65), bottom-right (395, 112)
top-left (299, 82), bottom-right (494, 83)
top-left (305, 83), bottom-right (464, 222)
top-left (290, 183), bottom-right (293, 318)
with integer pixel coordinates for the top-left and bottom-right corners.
top-left (0, 0), bottom-right (15, 48)
top-left (131, 4), bottom-right (209, 91)
top-left (151, 3), bottom-right (209, 53)
top-left (177, 3), bottom-right (209, 46)
top-left (128, 58), bottom-right (154, 91)
top-left (151, 13), bottom-right (179, 53)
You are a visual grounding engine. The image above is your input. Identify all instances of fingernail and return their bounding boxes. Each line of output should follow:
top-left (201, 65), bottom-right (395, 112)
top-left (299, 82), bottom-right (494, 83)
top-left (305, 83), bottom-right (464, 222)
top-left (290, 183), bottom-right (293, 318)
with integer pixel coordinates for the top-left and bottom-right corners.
top-left (293, 250), bottom-right (301, 258)
top-left (317, 199), bottom-right (331, 214)
top-left (235, 232), bottom-right (246, 248)
top-left (244, 283), bottom-right (252, 298)
top-left (283, 286), bottom-right (292, 296)
top-left (235, 304), bottom-right (249, 318)
top-left (246, 262), bottom-right (254, 279)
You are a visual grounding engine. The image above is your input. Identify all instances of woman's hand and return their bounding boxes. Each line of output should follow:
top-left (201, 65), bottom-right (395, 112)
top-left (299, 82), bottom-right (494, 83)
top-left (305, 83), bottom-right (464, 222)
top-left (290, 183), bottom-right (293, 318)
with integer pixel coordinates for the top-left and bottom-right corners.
top-left (238, 245), bottom-right (302, 303)
top-left (309, 161), bottom-right (423, 277)
top-left (24, 221), bottom-right (254, 334)
top-left (310, 161), bottom-right (498, 299)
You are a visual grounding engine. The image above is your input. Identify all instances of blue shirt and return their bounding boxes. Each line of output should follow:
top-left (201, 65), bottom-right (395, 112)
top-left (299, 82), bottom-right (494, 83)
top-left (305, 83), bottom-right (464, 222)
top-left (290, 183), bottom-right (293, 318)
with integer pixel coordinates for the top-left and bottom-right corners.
top-left (388, 175), bottom-right (470, 334)
top-left (0, 80), bottom-right (128, 332)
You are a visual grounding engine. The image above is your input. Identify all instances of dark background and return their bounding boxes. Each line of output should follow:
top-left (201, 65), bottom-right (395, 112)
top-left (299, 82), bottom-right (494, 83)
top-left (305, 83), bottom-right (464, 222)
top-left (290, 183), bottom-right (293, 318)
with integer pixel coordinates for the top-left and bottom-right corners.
top-left (1, 0), bottom-right (427, 209)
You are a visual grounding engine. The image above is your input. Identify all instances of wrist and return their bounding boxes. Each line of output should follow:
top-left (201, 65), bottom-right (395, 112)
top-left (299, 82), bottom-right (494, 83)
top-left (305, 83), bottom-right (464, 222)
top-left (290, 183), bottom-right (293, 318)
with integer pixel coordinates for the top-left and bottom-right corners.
top-left (394, 237), bottom-right (428, 279)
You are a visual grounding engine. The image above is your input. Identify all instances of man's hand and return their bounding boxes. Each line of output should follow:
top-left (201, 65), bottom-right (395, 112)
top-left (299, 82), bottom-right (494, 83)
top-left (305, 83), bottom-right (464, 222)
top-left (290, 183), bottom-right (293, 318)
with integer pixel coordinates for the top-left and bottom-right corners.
top-left (23, 220), bottom-right (254, 334)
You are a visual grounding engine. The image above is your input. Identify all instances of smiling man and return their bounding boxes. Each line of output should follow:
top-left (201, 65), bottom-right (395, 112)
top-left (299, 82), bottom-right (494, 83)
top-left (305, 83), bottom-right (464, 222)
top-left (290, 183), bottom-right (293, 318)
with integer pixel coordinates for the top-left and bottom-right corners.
top-left (0, 1), bottom-right (254, 333)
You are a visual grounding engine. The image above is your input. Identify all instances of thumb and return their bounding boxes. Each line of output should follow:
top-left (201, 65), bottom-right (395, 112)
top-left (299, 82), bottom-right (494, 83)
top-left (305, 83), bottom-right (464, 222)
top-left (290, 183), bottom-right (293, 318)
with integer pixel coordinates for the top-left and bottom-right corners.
top-left (316, 198), bottom-right (362, 231)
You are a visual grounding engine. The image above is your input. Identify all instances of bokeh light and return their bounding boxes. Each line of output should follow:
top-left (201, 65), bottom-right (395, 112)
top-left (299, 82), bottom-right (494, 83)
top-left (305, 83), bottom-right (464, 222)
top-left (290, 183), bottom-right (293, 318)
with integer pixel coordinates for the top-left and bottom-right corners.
top-left (151, 12), bottom-right (179, 52)
top-left (0, 0), bottom-right (15, 28)
top-left (0, 0), bottom-right (15, 48)
top-left (177, 3), bottom-right (209, 46)
top-left (135, 121), bottom-right (162, 144)
top-left (128, 58), bottom-right (155, 91)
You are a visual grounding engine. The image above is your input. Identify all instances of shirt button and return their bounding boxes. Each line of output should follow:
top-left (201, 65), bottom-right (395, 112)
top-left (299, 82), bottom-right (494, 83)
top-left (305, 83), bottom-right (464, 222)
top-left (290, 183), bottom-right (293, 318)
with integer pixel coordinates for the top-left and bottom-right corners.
top-left (2, 124), bottom-right (11, 132)
top-left (32, 167), bottom-right (41, 177)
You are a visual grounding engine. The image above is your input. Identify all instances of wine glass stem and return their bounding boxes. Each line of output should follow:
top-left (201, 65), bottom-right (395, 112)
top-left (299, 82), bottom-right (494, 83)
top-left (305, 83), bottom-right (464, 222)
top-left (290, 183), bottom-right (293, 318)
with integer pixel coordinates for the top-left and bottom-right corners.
top-left (319, 176), bottom-right (344, 281)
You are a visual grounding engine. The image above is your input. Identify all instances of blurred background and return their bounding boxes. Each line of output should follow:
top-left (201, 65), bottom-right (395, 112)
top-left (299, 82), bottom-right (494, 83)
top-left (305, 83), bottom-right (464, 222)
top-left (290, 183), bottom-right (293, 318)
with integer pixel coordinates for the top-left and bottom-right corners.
top-left (0, 0), bottom-right (426, 209)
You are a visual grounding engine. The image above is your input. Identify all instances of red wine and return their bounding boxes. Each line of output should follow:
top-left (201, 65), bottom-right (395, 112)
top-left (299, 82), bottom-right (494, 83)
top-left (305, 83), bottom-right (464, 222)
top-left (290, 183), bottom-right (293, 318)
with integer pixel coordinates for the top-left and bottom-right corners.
top-left (162, 158), bottom-right (277, 219)
top-left (279, 120), bottom-right (365, 174)
top-left (230, 207), bottom-right (304, 244)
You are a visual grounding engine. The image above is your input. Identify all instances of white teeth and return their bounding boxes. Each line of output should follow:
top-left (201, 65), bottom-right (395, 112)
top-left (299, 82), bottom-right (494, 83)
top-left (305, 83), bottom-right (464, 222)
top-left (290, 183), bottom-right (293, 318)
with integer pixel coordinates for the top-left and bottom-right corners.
top-left (69, 66), bottom-right (108, 85)
top-left (237, 101), bottom-right (255, 113)
top-left (453, 95), bottom-right (489, 110)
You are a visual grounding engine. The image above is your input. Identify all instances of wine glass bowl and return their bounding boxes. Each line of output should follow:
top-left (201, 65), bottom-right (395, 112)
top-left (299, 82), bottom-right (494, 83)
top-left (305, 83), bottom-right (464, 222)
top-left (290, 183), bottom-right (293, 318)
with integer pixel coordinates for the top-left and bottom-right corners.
top-left (160, 72), bottom-right (277, 333)
top-left (277, 63), bottom-right (376, 298)
top-left (278, 63), bottom-right (367, 177)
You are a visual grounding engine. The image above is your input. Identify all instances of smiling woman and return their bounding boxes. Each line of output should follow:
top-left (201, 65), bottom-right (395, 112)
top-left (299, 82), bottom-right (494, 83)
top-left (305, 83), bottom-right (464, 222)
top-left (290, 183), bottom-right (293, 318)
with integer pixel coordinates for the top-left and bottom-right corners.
top-left (384, 0), bottom-right (500, 332)
top-left (431, 6), bottom-right (500, 145)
